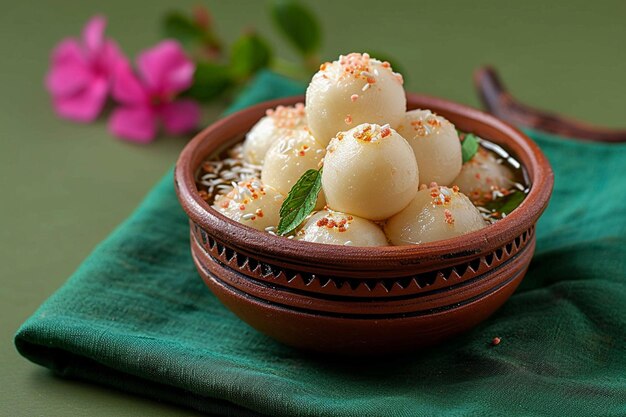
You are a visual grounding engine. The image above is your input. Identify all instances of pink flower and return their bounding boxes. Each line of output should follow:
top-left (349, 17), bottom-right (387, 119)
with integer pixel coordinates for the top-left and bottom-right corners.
top-left (45, 16), bottom-right (127, 122)
top-left (109, 40), bottom-right (200, 143)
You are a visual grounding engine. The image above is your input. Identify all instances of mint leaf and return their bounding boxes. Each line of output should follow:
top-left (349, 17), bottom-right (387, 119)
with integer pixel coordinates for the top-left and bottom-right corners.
top-left (461, 133), bottom-right (479, 163)
top-left (277, 168), bottom-right (323, 235)
top-left (271, 0), bottom-right (321, 56)
top-left (230, 32), bottom-right (272, 79)
top-left (484, 191), bottom-right (525, 215)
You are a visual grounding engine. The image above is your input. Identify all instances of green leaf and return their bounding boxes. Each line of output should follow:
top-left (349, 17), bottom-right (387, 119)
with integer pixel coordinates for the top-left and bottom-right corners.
top-left (461, 133), bottom-right (479, 163)
top-left (277, 168), bottom-right (323, 235)
top-left (484, 191), bottom-right (526, 215)
top-left (186, 62), bottom-right (233, 102)
top-left (271, 0), bottom-right (321, 56)
top-left (163, 11), bottom-right (204, 46)
top-left (230, 33), bottom-right (273, 79)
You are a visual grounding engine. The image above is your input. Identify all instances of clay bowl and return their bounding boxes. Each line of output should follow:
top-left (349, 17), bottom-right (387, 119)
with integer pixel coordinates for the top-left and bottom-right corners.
top-left (175, 94), bottom-right (554, 355)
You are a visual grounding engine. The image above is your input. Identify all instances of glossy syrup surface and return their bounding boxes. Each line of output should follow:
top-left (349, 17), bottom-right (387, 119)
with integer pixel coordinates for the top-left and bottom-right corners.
top-left (195, 134), bottom-right (529, 225)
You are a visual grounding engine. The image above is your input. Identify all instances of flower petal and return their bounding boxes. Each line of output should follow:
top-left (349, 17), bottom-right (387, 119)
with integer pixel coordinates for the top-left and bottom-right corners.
top-left (45, 60), bottom-right (92, 96)
top-left (137, 40), bottom-right (195, 94)
top-left (52, 77), bottom-right (108, 122)
top-left (50, 38), bottom-right (85, 66)
top-left (109, 106), bottom-right (157, 143)
top-left (161, 99), bottom-right (201, 135)
top-left (83, 15), bottom-right (106, 53)
top-left (101, 40), bottom-right (128, 73)
top-left (111, 62), bottom-right (148, 105)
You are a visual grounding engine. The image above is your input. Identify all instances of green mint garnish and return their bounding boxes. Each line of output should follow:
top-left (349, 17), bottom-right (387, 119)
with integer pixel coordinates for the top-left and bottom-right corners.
top-left (277, 167), bottom-right (323, 236)
top-left (461, 133), bottom-right (479, 163)
top-left (485, 190), bottom-right (525, 215)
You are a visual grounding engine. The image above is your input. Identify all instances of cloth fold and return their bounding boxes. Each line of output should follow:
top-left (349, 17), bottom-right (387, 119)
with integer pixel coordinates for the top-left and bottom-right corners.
top-left (16, 71), bottom-right (626, 417)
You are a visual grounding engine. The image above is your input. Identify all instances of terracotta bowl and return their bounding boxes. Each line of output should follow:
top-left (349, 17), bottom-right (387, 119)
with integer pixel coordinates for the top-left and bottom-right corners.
top-left (175, 94), bottom-right (554, 354)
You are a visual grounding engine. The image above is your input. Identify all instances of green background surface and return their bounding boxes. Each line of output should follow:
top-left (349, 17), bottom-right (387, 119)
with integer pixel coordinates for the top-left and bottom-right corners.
top-left (1, 0), bottom-right (625, 415)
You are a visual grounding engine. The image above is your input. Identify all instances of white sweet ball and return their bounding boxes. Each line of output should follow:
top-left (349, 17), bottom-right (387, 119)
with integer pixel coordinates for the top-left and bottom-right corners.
top-left (242, 103), bottom-right (307, 165)
top-left (322, 123), bottom-right (419, 220)
top-left (396, 110), bottom-right (462, 186)
top-left (385, 185), bottom-right (486, 245)
top-left (306, 53), bottom-right (406, 146)
top-left (212, 178), bottom-right (283, 231)
top-left (296, 210), bottom-right (388, 247)
top-left (261, 129), bottom-right (325, 196)
top-left (453, 147), bottom-right (515, 204)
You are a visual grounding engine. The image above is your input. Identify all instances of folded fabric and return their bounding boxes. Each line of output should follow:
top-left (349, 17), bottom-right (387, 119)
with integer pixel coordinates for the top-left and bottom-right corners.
top-left (16, 71), bottom-right (626, 417)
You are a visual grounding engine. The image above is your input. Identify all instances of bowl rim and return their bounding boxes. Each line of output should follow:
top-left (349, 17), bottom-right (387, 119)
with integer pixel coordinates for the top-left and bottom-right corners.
top-left (175, 94), bottom-right (554, 269)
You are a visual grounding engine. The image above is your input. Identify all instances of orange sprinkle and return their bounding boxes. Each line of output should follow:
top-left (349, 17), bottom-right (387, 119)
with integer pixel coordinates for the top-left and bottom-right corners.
top-left (316, 215), bottom-right (352, 231)
top-left (344, 115), bottom-right (353, 125)
top-left (430, 185), bottom-right (453, 206)
top-left (255, 209), bottom-right (264, 218)
top-left (427, 118), bottom-right (441, 128)
top-left (316, 218), bottom-right (329, 227)
top-left (268, 103), bottom-right (306, 129)
top-left (444, 209), bottom-right (455, 225)
top-left (353, 124), bottom-right (375, 141)
top-left (337, 53), bottom-right (372, 81)
top-left (410, 120), bottom-right (427, 136)
top-left (239, 204), bottom-right (245, 211)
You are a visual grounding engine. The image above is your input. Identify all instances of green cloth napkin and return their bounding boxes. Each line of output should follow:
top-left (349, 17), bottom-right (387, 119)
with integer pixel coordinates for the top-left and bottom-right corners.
top-left (16, 71), bottom-right (626, 417)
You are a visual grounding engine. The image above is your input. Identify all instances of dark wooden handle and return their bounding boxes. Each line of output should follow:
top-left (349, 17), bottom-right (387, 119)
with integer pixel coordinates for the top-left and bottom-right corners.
top-left (474, 66), bottom-right (626, 143)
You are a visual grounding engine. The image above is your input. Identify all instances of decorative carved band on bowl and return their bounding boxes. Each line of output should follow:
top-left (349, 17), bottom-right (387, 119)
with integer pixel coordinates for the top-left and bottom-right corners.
top-left (190, 220), bottom-right (535, 300)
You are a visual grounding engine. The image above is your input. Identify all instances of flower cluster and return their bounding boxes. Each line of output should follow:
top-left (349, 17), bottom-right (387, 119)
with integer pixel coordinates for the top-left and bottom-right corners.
top-left (45, 16), bottom-right (200, 143)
